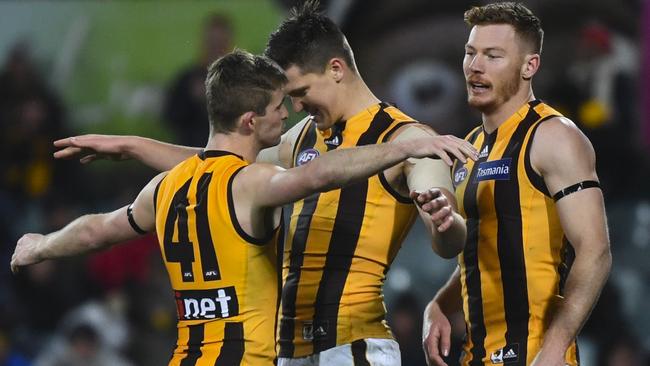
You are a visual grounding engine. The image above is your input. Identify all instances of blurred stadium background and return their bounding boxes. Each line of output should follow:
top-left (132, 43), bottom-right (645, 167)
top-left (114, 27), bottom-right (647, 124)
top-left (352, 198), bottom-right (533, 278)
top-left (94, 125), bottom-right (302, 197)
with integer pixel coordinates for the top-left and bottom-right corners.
top-left (0, 1), bottom-right (647, 365)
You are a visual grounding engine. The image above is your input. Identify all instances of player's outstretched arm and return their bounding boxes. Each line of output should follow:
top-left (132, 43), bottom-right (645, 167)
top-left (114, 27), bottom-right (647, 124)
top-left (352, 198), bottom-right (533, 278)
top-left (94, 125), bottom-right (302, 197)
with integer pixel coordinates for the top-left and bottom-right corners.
top-left (529, 118), bottom-right (611, 366)
top-left (54, 134), bottom-right (201, 171)
top-left (243, 134), bottom-right (477, 208)
top-left (10, 172), bottom-right (164, 274)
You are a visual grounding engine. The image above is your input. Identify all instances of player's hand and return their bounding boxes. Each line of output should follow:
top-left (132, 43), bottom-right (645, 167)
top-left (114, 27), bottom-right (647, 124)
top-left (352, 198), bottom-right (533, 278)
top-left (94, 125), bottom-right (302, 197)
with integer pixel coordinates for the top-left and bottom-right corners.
top-left (11, 233), bottom-right (46, 274)
top-left (423, 300), bottom-right (452, 366)
top-left (410, 188), bottom-right (454, 232)
top-left (408, 135), bottom-right (478, 166)
top-left (53, 134), bottom-right (133, 164)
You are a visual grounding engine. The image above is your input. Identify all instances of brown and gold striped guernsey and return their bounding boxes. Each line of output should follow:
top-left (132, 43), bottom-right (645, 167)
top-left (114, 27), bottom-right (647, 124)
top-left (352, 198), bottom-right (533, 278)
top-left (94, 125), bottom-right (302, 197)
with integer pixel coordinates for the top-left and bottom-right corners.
top-left (155, 150), bottom-right (280, 366)
top-left (278, 102), bottom-right (418, 357)
top-left (452, 100), bottom-right (579, 365)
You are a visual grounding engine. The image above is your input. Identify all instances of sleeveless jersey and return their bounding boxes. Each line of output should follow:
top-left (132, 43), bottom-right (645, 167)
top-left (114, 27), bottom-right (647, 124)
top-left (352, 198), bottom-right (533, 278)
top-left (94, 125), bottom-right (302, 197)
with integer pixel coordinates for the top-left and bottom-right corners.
top-left (278, 102), bottom-right (418, 358)
top-left (155, 150), bottom-right (279, 365)
top-left (452, 101), bottom-right (579, 365)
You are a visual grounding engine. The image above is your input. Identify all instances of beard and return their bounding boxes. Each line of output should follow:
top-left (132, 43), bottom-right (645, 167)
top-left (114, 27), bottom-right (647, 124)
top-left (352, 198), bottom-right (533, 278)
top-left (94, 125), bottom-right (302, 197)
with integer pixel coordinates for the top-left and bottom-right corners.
top-left (468, 67), bottom-right (521, 113)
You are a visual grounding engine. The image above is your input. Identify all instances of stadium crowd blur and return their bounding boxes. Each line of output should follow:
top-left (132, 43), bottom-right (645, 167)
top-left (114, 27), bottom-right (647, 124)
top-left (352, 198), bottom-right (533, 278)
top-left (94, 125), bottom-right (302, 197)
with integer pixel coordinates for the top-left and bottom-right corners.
top-left (1, 1), bottom-right (648, 365)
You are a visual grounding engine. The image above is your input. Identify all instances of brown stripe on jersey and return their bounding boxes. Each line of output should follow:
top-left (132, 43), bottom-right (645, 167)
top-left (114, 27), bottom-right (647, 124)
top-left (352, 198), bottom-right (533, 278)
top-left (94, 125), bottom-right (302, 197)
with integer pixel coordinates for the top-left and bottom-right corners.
top-left (468, 127), bottom-right (483, 144)
top-left (523, 116), bottom-right (557, 197)
top-left (351, 339), bottom-right (370, 366)
top-left (153, 175), bottom-right (164, 214)
top-left (523, 122), bottom-right (549, 196)
top-left (279, 117), bottom-right (321, 358)
top-left (493, 103), bottom-right (541, 363)
top-left (380, 121), bottom-right (416, 143)
top-left (312, 104), bottom-right (394, 353)
top-left (199, 150), bottom-right (243, 160)
top-left (227, 167), bottom-right (275, 245)
top-left (463, 129), bottom-right (496, 365)
top-left (194, 172), bottom-right (221, 281)
top-left (163, 179), bottom-right (195, 282)
top-left (215, 322), bottom-right (245, 365)
top-left (275, 215), bottom-right (286, 353)
top-left (180, 323), bottom-right (204, 366)
top-left (278, 193), bottom-right (322, 358)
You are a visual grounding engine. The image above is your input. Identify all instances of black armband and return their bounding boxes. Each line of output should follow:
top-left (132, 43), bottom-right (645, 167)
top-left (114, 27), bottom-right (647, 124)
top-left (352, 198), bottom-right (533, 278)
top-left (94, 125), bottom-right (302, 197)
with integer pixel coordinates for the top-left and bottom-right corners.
top-left (127, 204), bottom-right (147, 235)
top-left (552, 180), bottom-right (600, 202)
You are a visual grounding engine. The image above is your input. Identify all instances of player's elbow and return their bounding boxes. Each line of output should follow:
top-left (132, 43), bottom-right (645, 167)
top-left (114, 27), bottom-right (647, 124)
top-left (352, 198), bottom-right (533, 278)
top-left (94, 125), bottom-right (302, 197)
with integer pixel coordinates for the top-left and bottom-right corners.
top-left (431, 233), bottom-right (465, 259)
top-left (433, 241), bottom-right (464, 259)
top-left (430, 222), bottom-right (466, 259)
top-left (598, 244), bottom-right (613, 275)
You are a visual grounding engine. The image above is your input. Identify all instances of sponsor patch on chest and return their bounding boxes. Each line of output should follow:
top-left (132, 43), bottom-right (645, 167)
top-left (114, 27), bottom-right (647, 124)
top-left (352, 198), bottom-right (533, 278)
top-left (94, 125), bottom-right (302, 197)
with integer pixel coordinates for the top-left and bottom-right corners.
top-left (475, 158), bottom-right (512, 182)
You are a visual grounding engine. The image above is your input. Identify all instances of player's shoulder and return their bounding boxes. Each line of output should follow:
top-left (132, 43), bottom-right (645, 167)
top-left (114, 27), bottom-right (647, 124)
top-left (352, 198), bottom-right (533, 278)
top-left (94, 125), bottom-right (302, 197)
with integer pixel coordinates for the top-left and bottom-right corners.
top-left (532, 116), bottom-right (595, 169)
top-left (387, 122), bottom-right (436, 142)
top-left (237, 162), bottom-right (285, 184)
top-left (534, 116), bottom-right (588, 148)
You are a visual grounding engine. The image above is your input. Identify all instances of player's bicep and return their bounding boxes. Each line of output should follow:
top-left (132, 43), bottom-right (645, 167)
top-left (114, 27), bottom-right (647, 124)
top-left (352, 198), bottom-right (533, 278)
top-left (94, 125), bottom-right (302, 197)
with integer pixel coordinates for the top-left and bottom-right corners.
top-left (533, 118), bottom-right (598, 195)
top-left (99, 206), bottom-right (144, 244)
top-left (406, 158), bottom-right (455, 201)
top-left (127, 172), bottom-right (167, 234)
top-left (241, 163), bottom-right (316, 208)
top-left (395, 126), bottom-right (456, 205)
top-left (533, 118), bottom-right (606, 251)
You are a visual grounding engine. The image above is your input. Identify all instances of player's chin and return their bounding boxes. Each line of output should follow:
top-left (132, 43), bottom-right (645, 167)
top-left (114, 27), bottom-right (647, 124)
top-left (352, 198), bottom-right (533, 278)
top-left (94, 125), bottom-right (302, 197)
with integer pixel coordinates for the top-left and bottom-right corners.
top-left (467, 96), bottom-right (492, 110)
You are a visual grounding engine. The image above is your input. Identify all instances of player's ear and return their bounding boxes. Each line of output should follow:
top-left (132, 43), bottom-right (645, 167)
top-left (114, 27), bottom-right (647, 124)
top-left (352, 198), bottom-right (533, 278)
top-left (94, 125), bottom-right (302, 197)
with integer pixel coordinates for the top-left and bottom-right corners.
top-left (240, 111), bottom-right (256, 133)
top-left (327, 58), bottom-right (345, 83)
top-left (521, 53), bottom-right (540, 81)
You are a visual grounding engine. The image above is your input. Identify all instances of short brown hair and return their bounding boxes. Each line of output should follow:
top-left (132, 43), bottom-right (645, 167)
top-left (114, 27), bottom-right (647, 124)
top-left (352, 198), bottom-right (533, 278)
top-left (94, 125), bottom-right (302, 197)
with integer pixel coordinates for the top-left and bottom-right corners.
top-left (205, 50), bottom-right (287, 133)
top-left (464, 2), bottom-right (544, 54)
top-left (264, 0), bottom-right (356, 74)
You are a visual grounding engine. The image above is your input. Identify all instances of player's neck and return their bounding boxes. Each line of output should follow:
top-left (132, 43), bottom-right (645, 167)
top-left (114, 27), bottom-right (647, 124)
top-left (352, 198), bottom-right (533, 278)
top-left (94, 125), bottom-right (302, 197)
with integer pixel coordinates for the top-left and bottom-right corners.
top-left (482, 87), bottom-right (535, 134)
top-left (340, 78), bottom-right (381, 122)
top-left (205, 133), bottom-right (259, 163)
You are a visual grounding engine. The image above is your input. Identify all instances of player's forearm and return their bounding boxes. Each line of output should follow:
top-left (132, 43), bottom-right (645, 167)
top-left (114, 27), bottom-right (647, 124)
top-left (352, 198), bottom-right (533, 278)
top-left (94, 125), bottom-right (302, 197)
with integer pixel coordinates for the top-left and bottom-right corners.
top-left (307, 142), bottom-right (411, 191)
top-left (126, 137), bottom-right (201, 171)
top-left (36, 214), bottom-right (113, 260)
top-left (426, 211), bottom-right (466, 259)
top-left (541, 243), bottom-right (611, 351)
top-left (433, 266), bottom-right (463, 316)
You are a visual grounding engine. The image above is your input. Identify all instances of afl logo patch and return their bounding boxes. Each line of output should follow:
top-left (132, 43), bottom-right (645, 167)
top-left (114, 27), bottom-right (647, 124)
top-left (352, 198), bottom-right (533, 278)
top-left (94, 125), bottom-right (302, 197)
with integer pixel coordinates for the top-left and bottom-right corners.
top-left (297, 148), bottom-right (319, 166)
top-left (454, 167), bottom-right (468, 187)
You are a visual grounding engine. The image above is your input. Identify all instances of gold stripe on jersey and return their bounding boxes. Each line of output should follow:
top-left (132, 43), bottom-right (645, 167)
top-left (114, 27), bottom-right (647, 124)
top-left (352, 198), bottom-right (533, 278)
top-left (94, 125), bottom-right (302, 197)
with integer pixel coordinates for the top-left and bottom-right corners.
top-left (278, 103), bottom-right (418, 358)
top-left (452, 101), bottom-right (579, 365)
top-left (155, 150), bottom-right (279, 366)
